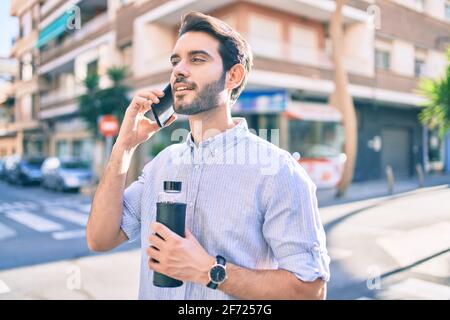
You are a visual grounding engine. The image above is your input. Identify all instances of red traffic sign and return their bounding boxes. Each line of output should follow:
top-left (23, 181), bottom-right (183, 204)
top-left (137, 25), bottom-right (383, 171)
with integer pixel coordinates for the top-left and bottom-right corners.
top-left (99, 115), bottom-right (119, 137)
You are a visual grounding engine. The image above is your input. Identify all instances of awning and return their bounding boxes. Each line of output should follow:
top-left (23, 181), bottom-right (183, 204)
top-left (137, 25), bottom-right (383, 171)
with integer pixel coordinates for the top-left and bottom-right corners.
top-left (36, 12), bottom-right (73, 48)
top-left (284, 101), bottom-right (342, 122)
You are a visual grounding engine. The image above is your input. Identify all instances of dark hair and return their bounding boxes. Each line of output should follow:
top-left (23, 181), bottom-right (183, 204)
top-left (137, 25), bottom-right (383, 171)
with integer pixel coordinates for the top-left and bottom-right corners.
top-left (178, 11), bottom-right (253, 105)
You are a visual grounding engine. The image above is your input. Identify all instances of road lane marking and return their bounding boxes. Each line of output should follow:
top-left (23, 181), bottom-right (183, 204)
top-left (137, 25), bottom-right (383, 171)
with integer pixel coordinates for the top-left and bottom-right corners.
top-left (5, 210), bottom-right (64, 232)
top-left (44, 208), bottom-right (88, 226)
top-left (52, 229), bottom-right (86, 240)
top-left (0, 222), bottom-right (17, 240)
top-left (385, 278), bottom-right (450, 300)
top-left (0, 280), bottom-right (11, 294)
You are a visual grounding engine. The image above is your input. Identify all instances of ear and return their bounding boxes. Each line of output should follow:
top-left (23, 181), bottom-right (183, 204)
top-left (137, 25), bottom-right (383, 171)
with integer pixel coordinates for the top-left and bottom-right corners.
top-left (225, 63), bottom-right (245, 91)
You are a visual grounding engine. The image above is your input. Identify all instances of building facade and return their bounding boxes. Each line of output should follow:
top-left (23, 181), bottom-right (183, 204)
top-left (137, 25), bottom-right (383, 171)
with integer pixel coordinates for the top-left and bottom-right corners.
top-left (7, 0), bottom-right (450, 187)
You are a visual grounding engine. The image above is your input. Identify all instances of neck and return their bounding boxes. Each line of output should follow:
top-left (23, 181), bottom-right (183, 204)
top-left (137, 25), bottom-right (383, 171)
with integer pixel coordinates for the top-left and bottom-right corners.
top-left (188, 105), bottom-right (235, 146)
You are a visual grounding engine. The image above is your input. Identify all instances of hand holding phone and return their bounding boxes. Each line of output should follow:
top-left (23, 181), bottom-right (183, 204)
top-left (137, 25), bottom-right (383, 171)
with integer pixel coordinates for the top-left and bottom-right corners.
top-left (116, 87), bottom-right (176, 151)
top-left (146, 84), bottom-right (175, 128)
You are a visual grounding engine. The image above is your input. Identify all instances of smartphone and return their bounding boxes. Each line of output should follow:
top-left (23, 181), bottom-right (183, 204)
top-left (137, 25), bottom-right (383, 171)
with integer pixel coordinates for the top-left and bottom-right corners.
top-left (146, 84), bottom-right (174, 128)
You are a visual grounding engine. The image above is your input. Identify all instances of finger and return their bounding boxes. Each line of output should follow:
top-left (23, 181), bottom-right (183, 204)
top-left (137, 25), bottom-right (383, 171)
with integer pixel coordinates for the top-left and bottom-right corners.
top-left (149, 233), bottom-right (165, 248)
top-left (131, 96), bottom-right (148, 110)
top-left (137, 91), bottom-right (163, 103)
top-left (148, 257), bottom-right (162, 271)
top-left (150, 222), bottom-right (180, 242)
top-left (136, 90), bottom-right (164, 99)
top-left (147, 246), bottom-right (162, 261)
top-left (136, 92), bottom-right (159, 104)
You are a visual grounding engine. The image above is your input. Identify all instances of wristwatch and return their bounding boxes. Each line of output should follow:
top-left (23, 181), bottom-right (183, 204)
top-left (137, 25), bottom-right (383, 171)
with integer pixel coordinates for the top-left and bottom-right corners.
top-left (207, 255), bottom-right (227, 289)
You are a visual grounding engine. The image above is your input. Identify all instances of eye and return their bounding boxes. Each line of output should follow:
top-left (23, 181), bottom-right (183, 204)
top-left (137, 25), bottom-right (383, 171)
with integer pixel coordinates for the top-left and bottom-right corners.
top-left (171, 60), bottom-right (179, 67)
top-left (192, 57), bottom-right (205, 63)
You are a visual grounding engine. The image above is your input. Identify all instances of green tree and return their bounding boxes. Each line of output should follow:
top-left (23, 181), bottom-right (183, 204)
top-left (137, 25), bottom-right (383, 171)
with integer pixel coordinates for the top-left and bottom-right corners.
top-left (418, 48), bottom-right (450, 137)
top-left (78, 66), bottom-right (130, 138)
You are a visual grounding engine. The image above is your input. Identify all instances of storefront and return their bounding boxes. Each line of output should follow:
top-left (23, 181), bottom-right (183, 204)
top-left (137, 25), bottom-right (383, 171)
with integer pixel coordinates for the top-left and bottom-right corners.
top-left (353, 101), bottom-right (424, 182)
top-left (233, 89), bottom-right (346, 189)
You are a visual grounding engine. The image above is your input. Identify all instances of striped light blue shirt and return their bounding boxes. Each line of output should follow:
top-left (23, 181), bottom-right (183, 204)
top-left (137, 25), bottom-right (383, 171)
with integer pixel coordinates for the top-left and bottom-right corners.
top-left (121, 117), bottom-right (330, 300)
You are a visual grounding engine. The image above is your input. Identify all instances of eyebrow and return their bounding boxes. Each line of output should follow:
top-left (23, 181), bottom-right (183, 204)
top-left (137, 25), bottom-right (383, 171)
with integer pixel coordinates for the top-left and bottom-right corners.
top-left (170, 50), bottom-right (214, 62)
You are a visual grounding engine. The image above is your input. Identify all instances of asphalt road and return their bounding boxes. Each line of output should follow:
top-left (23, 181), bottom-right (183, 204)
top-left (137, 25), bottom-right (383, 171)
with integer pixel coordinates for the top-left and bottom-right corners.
top-left (0, 180), bottom-right (138, 271)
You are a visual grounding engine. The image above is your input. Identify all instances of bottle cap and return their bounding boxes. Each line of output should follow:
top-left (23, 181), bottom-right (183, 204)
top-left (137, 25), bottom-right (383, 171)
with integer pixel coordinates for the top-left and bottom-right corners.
top-left (163, 181), bottom-right (182, 192)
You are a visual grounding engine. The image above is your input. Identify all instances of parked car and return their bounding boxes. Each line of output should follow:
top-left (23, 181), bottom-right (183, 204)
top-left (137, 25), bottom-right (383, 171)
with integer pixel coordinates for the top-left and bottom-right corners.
top-left (5, 156), bottom-right (45, 185)
top-left (41, 157), bottom-right (93, 192)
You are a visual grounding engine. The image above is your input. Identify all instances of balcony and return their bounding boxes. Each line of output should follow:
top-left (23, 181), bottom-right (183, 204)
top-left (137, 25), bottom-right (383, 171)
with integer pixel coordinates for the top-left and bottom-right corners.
top-left (40, 84), bottom-right (85, 109)
top-left (40, 12), bottom-right (110, 65)
top-left (11, 30), bottom-right (38, 58)
top-left (10, 0), bottom-right (37, 16)
top-left (245, 33), bottom-right (373, 77)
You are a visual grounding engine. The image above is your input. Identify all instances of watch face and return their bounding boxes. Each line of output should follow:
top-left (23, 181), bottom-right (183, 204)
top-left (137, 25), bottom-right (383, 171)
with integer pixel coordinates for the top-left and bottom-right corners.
top-left (210, 265), bottom-right (226, 283)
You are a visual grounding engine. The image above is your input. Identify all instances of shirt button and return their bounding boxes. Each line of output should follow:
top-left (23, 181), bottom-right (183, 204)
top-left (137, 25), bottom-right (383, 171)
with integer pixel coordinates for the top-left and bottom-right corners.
top-left (189, 202), bottom-right (194, 207)
top-left (195, 165), bottom-right (200, 170)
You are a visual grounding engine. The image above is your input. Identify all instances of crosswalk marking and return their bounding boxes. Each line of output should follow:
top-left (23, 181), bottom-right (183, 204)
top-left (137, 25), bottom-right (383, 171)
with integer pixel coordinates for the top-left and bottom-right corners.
top-left (75, 203), bottom-right (91, 214)
top-left (385, 278), bottom-right (450, 300)
top-left (0, 222), bottom-right (17, 240)
top-left (5, 210), bottom-right (64, 232)
top-left (52, 229), bottom-right (86, 240)
top-left (44, 208), bottom-right (89, 226)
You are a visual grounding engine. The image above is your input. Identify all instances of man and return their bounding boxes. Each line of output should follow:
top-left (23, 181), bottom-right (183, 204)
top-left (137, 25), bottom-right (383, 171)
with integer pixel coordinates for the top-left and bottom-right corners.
top-left (87, 11), bottom-right (330, 300)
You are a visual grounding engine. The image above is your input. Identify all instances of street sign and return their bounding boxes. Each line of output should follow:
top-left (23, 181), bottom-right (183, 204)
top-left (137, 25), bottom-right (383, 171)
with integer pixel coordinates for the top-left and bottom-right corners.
top-left (99, 115), bottom-right (119, 137)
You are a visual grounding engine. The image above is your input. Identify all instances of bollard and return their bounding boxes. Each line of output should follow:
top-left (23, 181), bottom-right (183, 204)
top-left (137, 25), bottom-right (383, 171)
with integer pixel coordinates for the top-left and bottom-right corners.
top-left (385, 165), bottom-right (395, 195)
top-left (415, 163), bottom-right (425, 188)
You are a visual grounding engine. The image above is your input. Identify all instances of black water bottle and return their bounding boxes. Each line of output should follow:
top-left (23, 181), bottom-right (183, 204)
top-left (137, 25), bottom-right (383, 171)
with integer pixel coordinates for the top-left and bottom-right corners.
top-left (152, 181), bottom-right (186, 288)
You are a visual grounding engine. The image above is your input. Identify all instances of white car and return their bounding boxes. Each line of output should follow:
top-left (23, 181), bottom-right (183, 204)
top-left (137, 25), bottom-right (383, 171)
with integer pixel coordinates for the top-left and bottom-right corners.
top-left (41, 157), bottom-right (94, 192)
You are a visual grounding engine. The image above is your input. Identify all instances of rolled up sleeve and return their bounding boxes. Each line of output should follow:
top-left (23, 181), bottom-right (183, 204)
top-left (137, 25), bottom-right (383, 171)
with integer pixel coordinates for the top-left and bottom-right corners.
top-left (262, 156), bottom-right (331, 282)
top-left (120, 168), bottom-right (146, 243)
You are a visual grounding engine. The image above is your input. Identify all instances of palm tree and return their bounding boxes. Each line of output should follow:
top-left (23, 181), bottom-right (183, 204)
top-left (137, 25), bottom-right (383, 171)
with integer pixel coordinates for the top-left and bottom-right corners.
top-left (418, 48), bottom-right (450, 138)
top-left (329, 0), bottom-right (358, 197)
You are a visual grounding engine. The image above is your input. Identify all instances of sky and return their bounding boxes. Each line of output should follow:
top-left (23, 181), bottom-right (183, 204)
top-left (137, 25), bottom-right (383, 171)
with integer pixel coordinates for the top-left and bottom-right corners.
top-left (0, 0), bottom-right (18, 58)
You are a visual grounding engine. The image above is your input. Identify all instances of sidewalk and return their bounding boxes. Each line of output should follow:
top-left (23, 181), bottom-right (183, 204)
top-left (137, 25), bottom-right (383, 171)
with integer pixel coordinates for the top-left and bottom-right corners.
top-left (317, 172), bottom-right (450, 207)
top-left (0, 249), bottom-right (140, 299)
top-left (1, 173), bottom-right (449, 300)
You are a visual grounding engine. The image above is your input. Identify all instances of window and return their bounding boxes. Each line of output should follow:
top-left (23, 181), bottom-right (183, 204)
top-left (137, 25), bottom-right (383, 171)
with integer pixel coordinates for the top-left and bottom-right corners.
top-left (248, 14), bottom-right (283, 59)
top-left (120, 44), bottom-right (132, 69)
top-left (375, 50), bottom-right (390, 70)
top-left (414, 48), bottom-right (427, 77)
top-left (21, 53), bottom-right (33, 81)
top-left (56, 140), bottom-right (69, 158)
top-left (31, 93), bottom-right (38, 120)
top-left (87, 60), bottom-right (98, 75)
top-left (72, 140), bottom-right (82, 158)
top-left (288, 120), bottom-right (344, 159)
top-left (415, 0), bottom-right (425, 11)
top-left (414, 59), bottom-right (425, 77)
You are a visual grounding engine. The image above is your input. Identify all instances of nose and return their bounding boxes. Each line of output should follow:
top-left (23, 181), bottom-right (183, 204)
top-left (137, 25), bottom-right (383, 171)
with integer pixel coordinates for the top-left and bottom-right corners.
top-left (172, 59), bottom-right (191, 79)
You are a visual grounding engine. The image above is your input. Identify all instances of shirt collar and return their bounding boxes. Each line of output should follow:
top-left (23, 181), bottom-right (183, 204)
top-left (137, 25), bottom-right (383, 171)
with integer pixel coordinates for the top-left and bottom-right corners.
top-left (184, 117), bottom-right (248, 154)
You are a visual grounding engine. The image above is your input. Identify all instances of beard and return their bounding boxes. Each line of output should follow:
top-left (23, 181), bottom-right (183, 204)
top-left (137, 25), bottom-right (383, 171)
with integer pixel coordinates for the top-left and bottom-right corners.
top-left (173, 72), bottom-right (226, 116)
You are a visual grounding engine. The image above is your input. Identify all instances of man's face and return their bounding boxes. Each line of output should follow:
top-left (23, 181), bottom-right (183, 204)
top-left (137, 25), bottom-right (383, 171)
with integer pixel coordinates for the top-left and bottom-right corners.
top-left (170, 31), bottom-right (227, 115)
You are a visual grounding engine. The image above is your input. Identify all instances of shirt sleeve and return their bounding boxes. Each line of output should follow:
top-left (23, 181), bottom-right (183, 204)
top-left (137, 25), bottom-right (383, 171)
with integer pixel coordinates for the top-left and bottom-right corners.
top-left (120, 166), bottom-right (147, 243)
top-left (262, 155), bottom-right (331, 282)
